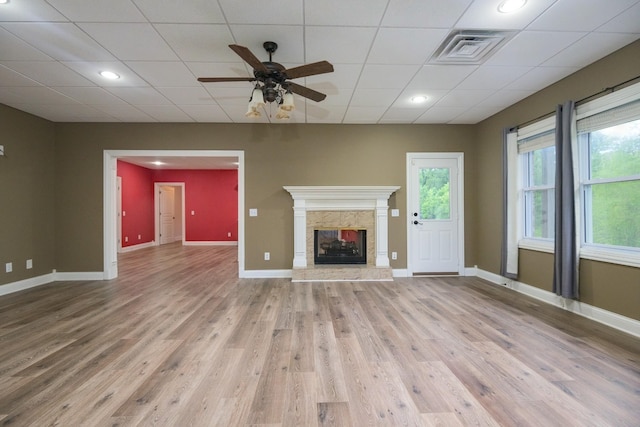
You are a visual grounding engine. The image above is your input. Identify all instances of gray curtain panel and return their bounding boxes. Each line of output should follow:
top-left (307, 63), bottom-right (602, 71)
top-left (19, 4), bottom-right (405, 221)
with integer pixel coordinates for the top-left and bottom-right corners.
top-left (553, 100), bottom-right (579, 299)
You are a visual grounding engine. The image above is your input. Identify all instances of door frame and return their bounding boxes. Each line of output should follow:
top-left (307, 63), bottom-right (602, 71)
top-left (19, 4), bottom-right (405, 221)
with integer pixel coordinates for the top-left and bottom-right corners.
top-left (154, 182), bottom-right (185, 245)
top-left (406, 152), bottom-right (465, 276)
top-left (103, 149), bottom-right (245, 280)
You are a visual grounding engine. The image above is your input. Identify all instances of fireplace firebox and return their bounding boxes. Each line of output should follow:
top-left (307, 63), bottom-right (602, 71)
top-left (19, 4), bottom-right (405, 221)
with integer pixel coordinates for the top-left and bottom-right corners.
top-left (314, 229), bottom-right (366, 265)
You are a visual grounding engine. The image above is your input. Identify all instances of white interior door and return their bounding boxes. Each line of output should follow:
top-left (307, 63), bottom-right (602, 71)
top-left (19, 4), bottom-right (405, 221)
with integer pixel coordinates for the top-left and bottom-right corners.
top-left (408, 153), bottom-right (464, 275)
top-left (159, 186), bottom-right (175, 245)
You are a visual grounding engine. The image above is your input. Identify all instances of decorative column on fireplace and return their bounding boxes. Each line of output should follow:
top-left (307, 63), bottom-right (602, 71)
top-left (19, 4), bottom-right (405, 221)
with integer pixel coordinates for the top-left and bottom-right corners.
top-left (283, 186), bottom-right (400, 272)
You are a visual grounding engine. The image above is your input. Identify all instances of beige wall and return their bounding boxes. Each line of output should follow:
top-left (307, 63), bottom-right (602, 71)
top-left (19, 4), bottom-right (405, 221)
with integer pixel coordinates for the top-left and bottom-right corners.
top-left (0, 105), bottom-right (55, 286)
top-left (476, 40), bottom-right (640, 320)
top-left (1, 40), bottom-right (638, 321)
top-left (53, 122), bottom-right (477, 272)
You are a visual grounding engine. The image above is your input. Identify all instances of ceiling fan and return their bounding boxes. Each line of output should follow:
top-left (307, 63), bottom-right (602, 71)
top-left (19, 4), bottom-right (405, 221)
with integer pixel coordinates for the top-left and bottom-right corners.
top-left (197, 42), bottom-right (334, 116)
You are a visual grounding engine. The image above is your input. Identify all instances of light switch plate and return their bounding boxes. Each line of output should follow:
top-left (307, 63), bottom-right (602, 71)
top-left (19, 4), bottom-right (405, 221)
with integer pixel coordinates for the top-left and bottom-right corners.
top-left (249, 208), bottom-right (258, 217)
top-left (391, 209), bottom-right (400, 217)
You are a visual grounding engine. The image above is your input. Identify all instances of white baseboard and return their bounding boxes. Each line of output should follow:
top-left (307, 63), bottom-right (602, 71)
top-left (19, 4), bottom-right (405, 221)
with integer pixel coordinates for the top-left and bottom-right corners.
top-left (392, 269), bottom-right (409, 277)
top-left (476, 268), bottom-right (640, 339)
top-left (119, 241), bottom-right (155, 253)
top-left (54, 272), bottom-right (106, 281)
top-left (183, 241), bottom-right (238, 246)
top-left (240, 269), bottom-right (292, 279)
top-left (0, 272), bottom-right (56, 296)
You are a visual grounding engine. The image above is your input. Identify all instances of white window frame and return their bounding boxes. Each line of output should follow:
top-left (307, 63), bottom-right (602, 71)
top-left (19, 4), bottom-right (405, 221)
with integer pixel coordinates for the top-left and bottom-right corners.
top-left (517, 116), bottom-right (556, 253)
top-left (576, 83), bottom-right (640, 268)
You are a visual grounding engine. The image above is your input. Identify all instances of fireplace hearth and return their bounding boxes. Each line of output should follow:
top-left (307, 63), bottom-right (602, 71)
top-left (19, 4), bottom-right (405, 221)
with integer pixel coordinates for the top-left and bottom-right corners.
top-left (314, 229), bottom-right (366, 265)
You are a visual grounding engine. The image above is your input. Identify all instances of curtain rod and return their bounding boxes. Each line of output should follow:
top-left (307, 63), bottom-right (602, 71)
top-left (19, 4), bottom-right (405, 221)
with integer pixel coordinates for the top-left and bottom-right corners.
top-left (515, 74), bottom-right (640, 130)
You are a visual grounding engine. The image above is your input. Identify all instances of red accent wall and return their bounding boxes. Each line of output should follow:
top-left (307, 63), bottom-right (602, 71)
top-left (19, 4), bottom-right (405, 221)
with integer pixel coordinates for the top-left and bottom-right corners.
top-left (117, 160), bottom-right (154, 247)
top-left (153, 169), bottom-right (238, 242)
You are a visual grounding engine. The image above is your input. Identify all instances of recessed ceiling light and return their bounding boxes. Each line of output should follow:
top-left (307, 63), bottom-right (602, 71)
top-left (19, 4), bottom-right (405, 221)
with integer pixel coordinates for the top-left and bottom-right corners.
top-left (0, 0), bottom-right (9, 4)
top-left (411, 95), bottom-right (428, 104)
top-left (99, 70), bottom-right (120, 80)
top-left (497, 0), bottom-right (526, 13)
top-left (151, 161), bottom-right (165, 166)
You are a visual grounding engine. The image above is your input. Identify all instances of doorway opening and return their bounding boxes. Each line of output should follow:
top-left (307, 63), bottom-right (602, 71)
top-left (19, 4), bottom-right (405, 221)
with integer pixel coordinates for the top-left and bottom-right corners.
top-left (104, 150), bottom-right (245, 279)
top-left (155, 183), bottom-right (185, 246)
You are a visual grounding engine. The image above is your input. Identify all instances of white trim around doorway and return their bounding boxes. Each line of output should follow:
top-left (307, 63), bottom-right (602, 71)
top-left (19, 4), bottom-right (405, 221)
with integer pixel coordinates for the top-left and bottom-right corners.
top-left (103, 149), bottom-right (245, 280)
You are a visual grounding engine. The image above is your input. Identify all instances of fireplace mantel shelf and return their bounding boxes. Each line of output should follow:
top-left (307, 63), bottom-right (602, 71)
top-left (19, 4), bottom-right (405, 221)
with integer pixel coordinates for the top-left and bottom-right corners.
top-left (284, 186), bottom-right (400, 281)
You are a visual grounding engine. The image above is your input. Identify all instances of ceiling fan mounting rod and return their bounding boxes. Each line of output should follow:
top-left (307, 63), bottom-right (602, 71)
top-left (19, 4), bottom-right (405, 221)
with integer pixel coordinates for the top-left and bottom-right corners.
top-left (263, 41), bottom-right (278, 62)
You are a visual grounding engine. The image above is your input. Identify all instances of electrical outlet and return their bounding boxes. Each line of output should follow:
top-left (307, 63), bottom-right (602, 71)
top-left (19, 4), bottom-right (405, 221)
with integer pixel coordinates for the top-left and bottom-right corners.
top-left (391, 252), bottom-right (397, 260)
top-left (124, 236), bottom-right (128, 242)
top-left (227, 232), bottom-right (232, 237)
top-left (138, 234), bottom-right (141, 240)
top-left (249, 208), bottom-right (258, 217)
top-left (264, 252), bottom-right (270, 261)
top-left (26, 259), bottom-right (33, 269)
top-left (5, 262), bottom-right (12, 273)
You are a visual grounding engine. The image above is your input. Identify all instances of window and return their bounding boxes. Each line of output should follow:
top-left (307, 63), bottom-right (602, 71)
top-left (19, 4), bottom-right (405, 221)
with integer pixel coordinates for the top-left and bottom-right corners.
top-left (516, 117), bottom-right (556, 251)
top-left (578, 109), bottom-right (640, 252)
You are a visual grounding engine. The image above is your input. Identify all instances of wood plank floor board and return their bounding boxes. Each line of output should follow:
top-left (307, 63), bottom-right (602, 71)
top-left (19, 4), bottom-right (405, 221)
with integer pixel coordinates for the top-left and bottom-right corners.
top-left (0, 243), bottom-right (638, 426)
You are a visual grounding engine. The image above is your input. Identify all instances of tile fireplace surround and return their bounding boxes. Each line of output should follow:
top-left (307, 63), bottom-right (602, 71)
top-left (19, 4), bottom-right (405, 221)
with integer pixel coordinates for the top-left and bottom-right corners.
top-left (284, 186), bottom-right (400, 282)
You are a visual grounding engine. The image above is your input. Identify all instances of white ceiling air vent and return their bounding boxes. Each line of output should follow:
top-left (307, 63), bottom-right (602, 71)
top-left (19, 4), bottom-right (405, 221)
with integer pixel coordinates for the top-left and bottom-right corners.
top-left (430, 30), bottom-right (515, 65)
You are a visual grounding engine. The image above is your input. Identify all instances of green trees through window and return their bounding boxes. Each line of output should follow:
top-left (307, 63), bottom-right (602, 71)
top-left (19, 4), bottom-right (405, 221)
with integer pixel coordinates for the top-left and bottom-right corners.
top-left (419, 167), bottom-right (450, 220)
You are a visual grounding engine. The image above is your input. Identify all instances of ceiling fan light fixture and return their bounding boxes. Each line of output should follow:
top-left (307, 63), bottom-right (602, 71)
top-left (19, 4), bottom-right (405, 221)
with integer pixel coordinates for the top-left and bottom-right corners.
top-left (280, 91), bottom-right (295, 112)
top-left (497, 0), bottom-right (526, 13)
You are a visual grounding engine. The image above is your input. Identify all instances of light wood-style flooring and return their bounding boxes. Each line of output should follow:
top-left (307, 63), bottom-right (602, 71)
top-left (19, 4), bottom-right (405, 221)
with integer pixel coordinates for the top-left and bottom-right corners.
top-left (0, 243), bottom-right (638, 426)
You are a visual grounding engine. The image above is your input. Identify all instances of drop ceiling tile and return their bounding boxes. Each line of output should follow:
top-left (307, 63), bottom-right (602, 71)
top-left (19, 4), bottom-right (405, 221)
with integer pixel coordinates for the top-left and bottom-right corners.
top-left (179, 104), bottom-right (231, 122)
top-left (415, 106), bottom-right (469, 123)
top-left (486, 31), bottom-right (586, 67)
top-left (125, 62), bottom-right (200, 87)
top-left (543, 33), bottom-right (639, 67)
top-left (343, 106), bottom-right (387, 123)
top-left (52, 87), bottom-right (129, 105)
top-left (477, 89), bottom-right (535, 108)
top-left (136, 105), bottom-right (194, 122)
top-left (305, 0), bottom-right (388, 26)
top-left (94, 104), bottom-right (154, 121)
top-left (597, 2), bottom-right (640, 33)
top-left (350, 88), bottom-right (402, 107)
top-left (229, 26), bottom-right (304, 64)
top-left (155, 24), bottom-right (236, 62)
top-left (357, 64), bottom-right (421, 89)
top-left (305, 27), bottom-right (377, 64)
top-left (133, 0), bottom-right (226, 23)
top-left (306, 104), bottom-right (347, 123)
top-left (380, 108), bottom-right (426, 123)
top-left (0, 27), bottom-right (52, 60)
top-left (1, 61), bottom-right (95, 86)
top-left (219, 104), bottom-right (271, 123)
top-left (306, 88), bottom-right (353, 107)
top-left (46, 0), bottom-right (146, 22)
top-left (0, 65), bottom-right (41, 87)
top-left (3, 103), bottom-right (107, 122)
top-left (0, 86), bottom-right (78, 105)
top-left (435, 89), bottom-right (494, 108)
top-left (79, 23), bottom-right (178, 61)
top-left (503, 66), bottom-right (579, 91)
top-left (367, 28), bottom-right (449, 64)
top-left (0, 0), bottom-right (68, 22)
top-left (407, 65), bottom-right (478, 90)
top-left (218, 0), bottom-right (303, 25)
top-left (106, 87), bottom-right (171, 105)
top-left (157, 87), bottom-right (217, 105)
top-left (456, 0), bottom-right (557, 30)
top-left (62, 61), bottom-right (148, 87)
top-left (382, 0), bottom-right (472, 28)
top-left (529, 0), bottom-right (639, 32)
top-left (451, 105), bottom-right (503, 123)
top-left (1, 23), bottom-right (115, 61)
top-left (456, 65), bottom-right (533, 90)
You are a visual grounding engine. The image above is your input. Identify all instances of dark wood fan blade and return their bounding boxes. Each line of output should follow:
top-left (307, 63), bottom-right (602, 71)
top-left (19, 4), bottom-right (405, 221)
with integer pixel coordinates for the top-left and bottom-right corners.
top-left (229, 44), bottom-right (268, 73)
top-left (284, 61), bottom-right (334, 79)
top-left (198, 77), bottom-right (255, 83)
top-left (287, 82), bottom-right (327, 102)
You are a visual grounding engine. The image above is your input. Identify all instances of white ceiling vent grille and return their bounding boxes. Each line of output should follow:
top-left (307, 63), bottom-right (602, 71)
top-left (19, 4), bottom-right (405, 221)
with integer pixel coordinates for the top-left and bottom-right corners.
top-left (430, 30), bottom-right (515, 65)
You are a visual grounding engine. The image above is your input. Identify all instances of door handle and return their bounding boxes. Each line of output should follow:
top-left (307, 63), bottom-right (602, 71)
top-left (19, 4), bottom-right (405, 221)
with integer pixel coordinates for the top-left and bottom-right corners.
top-left (413, 220), bottom-right (419, 225)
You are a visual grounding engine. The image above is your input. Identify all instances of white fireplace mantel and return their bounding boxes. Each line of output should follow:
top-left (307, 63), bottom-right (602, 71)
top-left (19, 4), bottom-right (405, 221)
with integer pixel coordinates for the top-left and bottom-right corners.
top-left (284, 186), bottom-right (400, 269)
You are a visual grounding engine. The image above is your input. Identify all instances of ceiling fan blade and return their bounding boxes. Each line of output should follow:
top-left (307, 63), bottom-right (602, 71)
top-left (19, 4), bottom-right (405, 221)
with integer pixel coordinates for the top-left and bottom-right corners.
top-left (286, 82), bottom-right (327, 102)
top-left (229, 44), bottom-right (268, 73)
top-left (198, 77), bottom-right (255, 83)
top-left (284, 61), bottom-right (334, 79)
